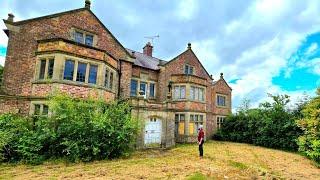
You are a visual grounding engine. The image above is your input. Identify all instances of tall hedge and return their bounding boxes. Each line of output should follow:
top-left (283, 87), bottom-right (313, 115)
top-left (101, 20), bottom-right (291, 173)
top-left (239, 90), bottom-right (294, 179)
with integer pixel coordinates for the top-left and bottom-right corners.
top-left (214, 94), bottom-right (303, 151)
top-left (297, 88), bottom-right (320, 163)
top-left (0, 93), bottom-right (140, 164)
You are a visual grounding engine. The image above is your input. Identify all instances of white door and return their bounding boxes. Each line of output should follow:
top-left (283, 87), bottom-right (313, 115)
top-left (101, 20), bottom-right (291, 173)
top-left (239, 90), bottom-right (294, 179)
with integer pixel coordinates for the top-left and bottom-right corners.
top-left (144, 117), bottom-right (162, 145)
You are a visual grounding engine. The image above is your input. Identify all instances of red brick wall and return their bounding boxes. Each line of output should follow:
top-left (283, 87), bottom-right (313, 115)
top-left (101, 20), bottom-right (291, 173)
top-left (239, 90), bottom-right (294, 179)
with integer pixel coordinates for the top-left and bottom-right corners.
top-left (32, 83), bottom-right (115, 101)
top-left (212, 79), bottom-right (232, 115)
top-left (3, 9), bottom-right (127, 97)
top-left (0, 98), bottom-right (30, 115)
top-left (120, 61), bottom-right (132, 98)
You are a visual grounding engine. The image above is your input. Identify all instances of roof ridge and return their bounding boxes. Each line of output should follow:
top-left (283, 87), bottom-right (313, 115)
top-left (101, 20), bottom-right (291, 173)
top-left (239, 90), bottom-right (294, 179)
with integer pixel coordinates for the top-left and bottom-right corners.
top-left (5, 8), bottom-right (87, 25)
top-left (126, 48), bottom-right (167, 62)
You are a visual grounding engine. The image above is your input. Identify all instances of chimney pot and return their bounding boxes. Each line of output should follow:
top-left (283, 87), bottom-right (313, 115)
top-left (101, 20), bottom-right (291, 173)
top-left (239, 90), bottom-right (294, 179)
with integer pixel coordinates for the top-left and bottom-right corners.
top-left (7, 13), bottom-right (14, 22)
top-left (85, 0), bottom-right (91, 9)
top-left (143, 42), bottom-right (153, 57)
top-left (187, 43), bottom-right (191, 49)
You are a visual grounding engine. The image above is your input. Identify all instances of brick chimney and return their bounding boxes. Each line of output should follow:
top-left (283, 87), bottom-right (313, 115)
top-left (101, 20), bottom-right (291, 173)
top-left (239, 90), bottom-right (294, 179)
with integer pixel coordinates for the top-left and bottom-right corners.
top-left (143, 42), bottom-right (153, 57)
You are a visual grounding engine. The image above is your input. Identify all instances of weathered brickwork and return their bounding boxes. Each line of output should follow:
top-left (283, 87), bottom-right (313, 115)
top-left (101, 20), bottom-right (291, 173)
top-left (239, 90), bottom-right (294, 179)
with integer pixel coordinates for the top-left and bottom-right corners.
top-left (1, 3), bottom-right (232, 148)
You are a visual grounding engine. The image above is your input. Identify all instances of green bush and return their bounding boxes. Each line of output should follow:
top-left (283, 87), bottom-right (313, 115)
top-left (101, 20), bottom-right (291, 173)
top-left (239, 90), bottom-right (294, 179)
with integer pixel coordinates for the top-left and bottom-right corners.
top-left (0, 93), bottom-right (140, 164)
top-left (297, 88), bottom-right (320, 164)
top-left (214, 94), bottom-right (303, 151)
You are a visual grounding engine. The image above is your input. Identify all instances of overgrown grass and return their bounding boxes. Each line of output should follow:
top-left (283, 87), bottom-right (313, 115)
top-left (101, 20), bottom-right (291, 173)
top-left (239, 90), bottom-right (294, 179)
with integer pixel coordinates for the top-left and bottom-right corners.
top-left (0, 141), bottom-right (319, 179)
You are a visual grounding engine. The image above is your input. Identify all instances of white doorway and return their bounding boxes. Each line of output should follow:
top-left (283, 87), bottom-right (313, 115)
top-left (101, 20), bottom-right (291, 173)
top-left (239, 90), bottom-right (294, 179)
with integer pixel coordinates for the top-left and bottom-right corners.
top-left (144, 117), bottom-right (162, 145)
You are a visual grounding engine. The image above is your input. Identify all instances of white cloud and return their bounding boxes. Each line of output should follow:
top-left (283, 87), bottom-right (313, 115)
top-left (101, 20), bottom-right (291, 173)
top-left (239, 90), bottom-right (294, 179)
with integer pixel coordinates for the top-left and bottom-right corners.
top-left (175, 0), bottom-right (198, 21)
top-left (192, 0), bottom-right (320, 110)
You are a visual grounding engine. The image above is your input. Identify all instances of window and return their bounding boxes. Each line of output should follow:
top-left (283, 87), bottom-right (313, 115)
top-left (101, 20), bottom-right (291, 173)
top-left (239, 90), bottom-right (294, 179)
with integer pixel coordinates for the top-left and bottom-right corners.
top-left (175, 114), bottom-right (185, 136)
top-left (33, 104), bottom-right (49, 116)
top-left (149, 83), bottom-right (155, 98)
top-left (34, 104), bottom-right (41, 115)
top-left (140, 82), bottom-right (147, 97)
top-left (48, 59), bottom-right (54, 79)
top-left (39, 59), bottom-right (46, 79)
top-left (185, 64), bottom-right (194, 75)
top-left (63, 60), bottom-right (75, 80)
top-left (105, 69), bottom-right (109, 87)
top-left (38, 57), bottom-right (55, 80)
top-left (64, 60), bottom-right (100, 85)
top-left (217, 116), bottom-right (226, 129)
top-left (88, 65), bottom-right (98, 84)
top-left (190, 86), bottom-right (204, 101)
top-left (104, 69), bottom-right (114, 90)
top-left (130, 79), bottom-right (138, 96)
top-left (73, 30), bottom-right (95, 47)
top-left (217, 95), bottom-right (226, 107)
top-left (190, 114), bottom-right (204, 135)
top-left (75, 31), bottom-right (84, 43)
top-left (173, 85), bottom-right (186, 100)
top-left (76, 62), bottom-right (87, 82)
top-left (110, 72), bottom-right (114, 89)
top-left (85, 34), bottom-right (94, 46)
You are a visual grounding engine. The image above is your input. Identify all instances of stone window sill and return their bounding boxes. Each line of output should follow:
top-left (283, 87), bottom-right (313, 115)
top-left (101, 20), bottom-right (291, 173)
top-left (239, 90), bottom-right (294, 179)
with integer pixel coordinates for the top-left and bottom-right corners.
top-left (32, 79), bottom-right (115, 93)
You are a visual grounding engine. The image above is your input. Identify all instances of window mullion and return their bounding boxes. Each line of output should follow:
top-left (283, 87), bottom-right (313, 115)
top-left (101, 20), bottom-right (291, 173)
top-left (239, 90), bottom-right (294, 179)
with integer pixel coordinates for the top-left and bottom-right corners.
top-left (73, 60), bottom-right (78, 81)
top-left (44, 58), bottom-right (49, 79)
top-left (85, 63), bottom-right (90, 83)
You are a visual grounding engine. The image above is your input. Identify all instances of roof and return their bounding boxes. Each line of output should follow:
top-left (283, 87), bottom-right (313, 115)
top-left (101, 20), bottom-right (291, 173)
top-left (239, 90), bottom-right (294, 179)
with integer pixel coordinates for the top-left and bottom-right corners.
top-left (212, 79), bottom-right (232, 90)
top-left (163, 48), bottom-right (213, 80)
top-left (3, 7), bottom-right (134, 60)
top-left (126, 48), bottom-right (166, 70)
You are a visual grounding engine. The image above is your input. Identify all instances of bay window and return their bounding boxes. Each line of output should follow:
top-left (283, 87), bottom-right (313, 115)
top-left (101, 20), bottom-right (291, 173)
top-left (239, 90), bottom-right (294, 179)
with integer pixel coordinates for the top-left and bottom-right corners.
top-left (63, 59), bottom-right (99, 85)
top-left (190, 86), bottom-right (204, 101)
top-left (173, 85), bottom-right (186, 100)
top-left (38, 57), bottom-right (55, 80)
top-left (104, 69), bottom-right (114, 90)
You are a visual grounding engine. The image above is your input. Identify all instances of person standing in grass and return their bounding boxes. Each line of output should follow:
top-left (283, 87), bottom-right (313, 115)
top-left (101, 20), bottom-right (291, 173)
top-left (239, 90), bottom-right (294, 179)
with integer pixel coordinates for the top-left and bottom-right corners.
top-left (198, 125), bottom-right (205, 158)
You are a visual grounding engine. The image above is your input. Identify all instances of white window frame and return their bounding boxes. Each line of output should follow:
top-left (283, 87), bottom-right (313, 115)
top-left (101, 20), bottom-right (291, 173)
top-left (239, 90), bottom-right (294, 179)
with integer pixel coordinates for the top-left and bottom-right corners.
top-left (216, 94), bottom-right (227, 107)
top-left (216, 116), bottom-right (226, 129)
top-left (173, 85), bottom-right (186, 100)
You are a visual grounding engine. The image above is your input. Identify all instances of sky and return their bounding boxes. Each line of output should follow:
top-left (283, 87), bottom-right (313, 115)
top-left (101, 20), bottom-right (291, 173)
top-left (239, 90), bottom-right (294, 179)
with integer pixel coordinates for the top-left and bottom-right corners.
top-left (0, 0), bottom-right (319, 111)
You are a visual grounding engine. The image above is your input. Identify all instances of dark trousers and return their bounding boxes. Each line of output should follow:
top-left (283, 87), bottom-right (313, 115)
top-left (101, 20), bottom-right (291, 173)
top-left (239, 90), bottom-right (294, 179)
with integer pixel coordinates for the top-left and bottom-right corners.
top-left (199, 140), bottom-right (204, 157)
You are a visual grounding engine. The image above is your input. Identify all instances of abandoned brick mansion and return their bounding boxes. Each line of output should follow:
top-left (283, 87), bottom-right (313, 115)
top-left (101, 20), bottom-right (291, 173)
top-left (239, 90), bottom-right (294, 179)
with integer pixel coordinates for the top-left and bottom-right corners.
top-left (0, 1), bottom-right (232, 148)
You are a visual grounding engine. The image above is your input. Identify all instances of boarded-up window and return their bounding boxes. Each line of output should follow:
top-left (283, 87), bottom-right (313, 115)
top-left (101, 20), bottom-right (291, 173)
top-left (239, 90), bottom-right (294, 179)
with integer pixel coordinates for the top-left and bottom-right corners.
top-left (175, 114), bottom-right (185, 136)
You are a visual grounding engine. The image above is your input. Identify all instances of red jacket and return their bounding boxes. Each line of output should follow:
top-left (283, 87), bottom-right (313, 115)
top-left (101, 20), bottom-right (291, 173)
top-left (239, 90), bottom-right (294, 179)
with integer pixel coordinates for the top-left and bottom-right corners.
top-left (198, 129), bottom-right (204, 142)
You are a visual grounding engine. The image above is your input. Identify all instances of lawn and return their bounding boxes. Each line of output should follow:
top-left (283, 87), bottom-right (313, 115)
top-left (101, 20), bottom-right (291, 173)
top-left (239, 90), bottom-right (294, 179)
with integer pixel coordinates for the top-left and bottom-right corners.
top-left (0, 141), bottom-right (319, 179)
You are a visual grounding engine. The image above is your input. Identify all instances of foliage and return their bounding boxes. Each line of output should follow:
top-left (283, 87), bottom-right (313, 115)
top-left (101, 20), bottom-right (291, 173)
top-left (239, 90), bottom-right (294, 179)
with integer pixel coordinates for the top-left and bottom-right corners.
top-left (297, 88), bottom-right (320, 163)
top-left (0, 93), bottom-right (140, 164)
top-left (0, 65), bottom-right (3, 83)
top-left (214, 94), bottom-right (303, 151)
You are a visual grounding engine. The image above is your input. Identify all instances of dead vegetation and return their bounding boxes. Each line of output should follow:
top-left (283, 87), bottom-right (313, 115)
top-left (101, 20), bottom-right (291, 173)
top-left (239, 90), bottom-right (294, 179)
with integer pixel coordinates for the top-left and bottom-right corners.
top-left (0, 141), bottom-right (319, 179)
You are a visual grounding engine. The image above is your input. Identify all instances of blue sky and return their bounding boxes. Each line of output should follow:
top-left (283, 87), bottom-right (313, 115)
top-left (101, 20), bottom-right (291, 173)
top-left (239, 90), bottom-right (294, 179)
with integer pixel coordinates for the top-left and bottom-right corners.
top-left (0, 0), bottom-right (319, 110)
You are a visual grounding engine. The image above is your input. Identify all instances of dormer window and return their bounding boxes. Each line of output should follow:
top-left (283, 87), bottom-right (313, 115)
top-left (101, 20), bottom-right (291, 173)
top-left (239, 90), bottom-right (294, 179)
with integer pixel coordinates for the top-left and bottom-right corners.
top-left (73, 29), bottom-right (94, 47)
top-left (185, 64), bottom-right (194, 75)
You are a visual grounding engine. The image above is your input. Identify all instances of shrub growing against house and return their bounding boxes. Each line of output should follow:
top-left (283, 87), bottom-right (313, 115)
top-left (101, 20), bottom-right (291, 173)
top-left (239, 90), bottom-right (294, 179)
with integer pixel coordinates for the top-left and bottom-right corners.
top-left (0, 93), bottom-right (140, 164)
top-left (214, 94), bottom-right (303, 151)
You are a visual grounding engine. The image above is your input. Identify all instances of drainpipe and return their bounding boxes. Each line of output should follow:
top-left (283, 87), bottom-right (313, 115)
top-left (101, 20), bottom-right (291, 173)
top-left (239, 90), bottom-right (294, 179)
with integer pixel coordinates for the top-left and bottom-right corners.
top-left (117, 60), bottom-right (122, 99)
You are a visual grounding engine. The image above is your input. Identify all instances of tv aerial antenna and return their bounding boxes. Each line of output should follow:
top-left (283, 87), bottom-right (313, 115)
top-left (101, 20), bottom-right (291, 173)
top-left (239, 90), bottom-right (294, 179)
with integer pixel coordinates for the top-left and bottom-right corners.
top-left (144, 35), bottom-right (160, 45)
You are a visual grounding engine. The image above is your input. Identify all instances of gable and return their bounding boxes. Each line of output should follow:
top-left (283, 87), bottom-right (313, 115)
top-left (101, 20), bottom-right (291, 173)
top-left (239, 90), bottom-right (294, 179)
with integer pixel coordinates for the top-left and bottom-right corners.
top-left (164, 49), bottom-right (212, 80)
top-left (4, 8), bottom-right (133, 61)
top-left (212, 78), bottom-right (232, 92)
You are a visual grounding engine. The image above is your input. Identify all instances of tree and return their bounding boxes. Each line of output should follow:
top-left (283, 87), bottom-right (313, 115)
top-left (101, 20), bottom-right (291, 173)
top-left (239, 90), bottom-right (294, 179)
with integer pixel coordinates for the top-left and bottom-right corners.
top-left (0, 65), bottom-right (3, 83)
top-left (297, 88), bottom-right (320, 163)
